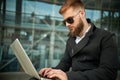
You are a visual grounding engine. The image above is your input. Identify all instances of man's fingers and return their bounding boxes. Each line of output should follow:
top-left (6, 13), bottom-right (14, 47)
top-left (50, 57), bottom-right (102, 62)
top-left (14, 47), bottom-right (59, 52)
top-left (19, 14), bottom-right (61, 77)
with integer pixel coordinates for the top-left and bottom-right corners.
top-left (39, 69), bottom-right (67, 80)
top-left (46, 69), bottom-right (67, 80)
top-left (44, 68), bottom-right (52, 76)
top-left (39, 68), bottom-right (52, 76)
top-left (39, 68), bottom-right (45, 75)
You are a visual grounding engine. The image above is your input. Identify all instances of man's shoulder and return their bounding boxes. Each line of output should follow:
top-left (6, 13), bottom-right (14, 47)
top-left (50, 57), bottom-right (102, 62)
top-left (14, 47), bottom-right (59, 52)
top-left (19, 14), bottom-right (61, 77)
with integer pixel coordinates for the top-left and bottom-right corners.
top-left (95, 27), bottom-right (115, 37)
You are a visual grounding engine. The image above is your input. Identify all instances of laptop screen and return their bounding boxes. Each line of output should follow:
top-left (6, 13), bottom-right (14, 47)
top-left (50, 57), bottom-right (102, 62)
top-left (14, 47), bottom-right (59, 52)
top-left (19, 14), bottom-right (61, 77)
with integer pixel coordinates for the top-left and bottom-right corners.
top-left (10, 39), bottom-right (40, 79)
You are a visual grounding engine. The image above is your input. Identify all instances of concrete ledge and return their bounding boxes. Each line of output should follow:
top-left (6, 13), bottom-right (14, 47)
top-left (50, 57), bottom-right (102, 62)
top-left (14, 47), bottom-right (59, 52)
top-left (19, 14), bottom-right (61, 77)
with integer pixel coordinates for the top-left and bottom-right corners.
top-left (0, 71), bottom-right (120, 80)
top-left (117, 71), bottom-right (120, 80)
top-left (0, 72), bottom-right (31, 80)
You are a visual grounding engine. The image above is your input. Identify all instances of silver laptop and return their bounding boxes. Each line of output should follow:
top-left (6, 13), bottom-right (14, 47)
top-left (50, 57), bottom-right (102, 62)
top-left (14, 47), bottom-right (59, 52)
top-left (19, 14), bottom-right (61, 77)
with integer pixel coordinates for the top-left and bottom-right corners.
top-left (10, 39), bottom-right (51, 80)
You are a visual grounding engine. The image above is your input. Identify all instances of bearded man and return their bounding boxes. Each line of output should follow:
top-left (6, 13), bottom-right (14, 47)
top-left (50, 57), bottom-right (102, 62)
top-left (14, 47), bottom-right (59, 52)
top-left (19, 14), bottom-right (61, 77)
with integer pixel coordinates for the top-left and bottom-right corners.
top-left (39, 0), bottom-right (119, 80)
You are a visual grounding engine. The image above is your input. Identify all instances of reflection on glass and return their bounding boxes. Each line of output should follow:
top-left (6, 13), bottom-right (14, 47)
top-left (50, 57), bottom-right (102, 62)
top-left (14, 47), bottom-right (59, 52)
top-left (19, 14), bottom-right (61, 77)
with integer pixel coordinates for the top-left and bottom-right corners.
top-left (0, 0), bottom-right (120, 72)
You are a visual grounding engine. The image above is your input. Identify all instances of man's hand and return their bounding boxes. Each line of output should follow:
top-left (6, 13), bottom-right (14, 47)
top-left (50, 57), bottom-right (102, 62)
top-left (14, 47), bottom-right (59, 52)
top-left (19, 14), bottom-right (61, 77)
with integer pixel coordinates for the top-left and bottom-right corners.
top-left (39, 68), bottom-right (68, 80)
top-left (39, 68), bottom-right (53, 77)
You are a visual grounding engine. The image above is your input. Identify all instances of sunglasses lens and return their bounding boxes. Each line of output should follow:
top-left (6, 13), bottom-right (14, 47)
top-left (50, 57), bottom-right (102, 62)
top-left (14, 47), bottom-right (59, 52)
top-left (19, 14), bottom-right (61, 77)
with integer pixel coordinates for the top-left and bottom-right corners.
top-left (67, 17), bottom-right (74, 24)
top-left (63, 17), bottom-right (74, 25)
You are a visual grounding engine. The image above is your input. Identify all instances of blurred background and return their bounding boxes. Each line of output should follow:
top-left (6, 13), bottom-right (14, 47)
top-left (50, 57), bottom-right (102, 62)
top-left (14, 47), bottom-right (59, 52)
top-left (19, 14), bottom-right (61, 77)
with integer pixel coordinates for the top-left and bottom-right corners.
top-left (0, 0), bottom-right (120, 80)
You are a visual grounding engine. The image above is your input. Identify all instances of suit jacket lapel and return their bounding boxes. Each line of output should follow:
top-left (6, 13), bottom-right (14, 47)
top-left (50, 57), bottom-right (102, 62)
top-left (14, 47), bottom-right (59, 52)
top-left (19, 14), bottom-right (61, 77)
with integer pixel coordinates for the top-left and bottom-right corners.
top-left (70, 23), bottom-right (95, 57)
top-left (72, 36), bottom-right (89, 57)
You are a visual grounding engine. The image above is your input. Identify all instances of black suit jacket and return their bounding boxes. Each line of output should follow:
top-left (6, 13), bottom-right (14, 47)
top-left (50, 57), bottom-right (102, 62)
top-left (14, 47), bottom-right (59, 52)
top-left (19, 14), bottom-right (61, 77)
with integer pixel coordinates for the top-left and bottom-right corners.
top-left (54, 22), bottom-right (119, 80)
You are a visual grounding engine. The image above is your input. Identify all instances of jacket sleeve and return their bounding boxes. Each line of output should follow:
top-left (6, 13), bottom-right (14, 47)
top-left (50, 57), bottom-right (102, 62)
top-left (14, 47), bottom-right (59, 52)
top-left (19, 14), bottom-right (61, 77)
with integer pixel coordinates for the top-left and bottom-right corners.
top-left (66, 33), bottom-right (119, 80)
top-left (54, 39), bottom-right (72, 72)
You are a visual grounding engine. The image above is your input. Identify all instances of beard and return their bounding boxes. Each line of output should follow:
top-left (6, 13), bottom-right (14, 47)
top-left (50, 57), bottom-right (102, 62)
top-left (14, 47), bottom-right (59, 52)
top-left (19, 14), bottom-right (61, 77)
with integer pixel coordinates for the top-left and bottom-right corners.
top-left (70, 19), bottom-right (84, 37)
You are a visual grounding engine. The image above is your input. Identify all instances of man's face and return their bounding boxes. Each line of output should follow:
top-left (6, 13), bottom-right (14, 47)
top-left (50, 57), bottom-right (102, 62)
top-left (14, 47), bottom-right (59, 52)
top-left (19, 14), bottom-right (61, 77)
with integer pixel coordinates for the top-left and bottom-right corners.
top-left (62, 8), bottom-right (84, 37)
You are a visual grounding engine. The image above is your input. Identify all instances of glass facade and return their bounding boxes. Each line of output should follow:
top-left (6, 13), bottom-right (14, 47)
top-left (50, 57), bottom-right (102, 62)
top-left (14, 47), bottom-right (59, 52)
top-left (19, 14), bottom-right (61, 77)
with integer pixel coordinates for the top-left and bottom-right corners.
top-left (0, 0), bottom-right (120, 72)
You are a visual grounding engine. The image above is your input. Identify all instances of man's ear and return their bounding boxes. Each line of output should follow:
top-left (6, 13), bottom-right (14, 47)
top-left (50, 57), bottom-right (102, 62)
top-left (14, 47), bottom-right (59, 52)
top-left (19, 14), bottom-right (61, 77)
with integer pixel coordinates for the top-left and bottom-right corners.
top-left (79, 10), bottom-right (86, 22)
top-left (80, 10), bottom-right (85, 17)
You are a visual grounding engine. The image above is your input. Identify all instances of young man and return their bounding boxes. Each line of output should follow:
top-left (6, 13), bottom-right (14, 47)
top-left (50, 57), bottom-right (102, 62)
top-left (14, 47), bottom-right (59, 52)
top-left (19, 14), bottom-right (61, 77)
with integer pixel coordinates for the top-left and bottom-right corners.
top-left (39, 0), bottom-right (119, 80)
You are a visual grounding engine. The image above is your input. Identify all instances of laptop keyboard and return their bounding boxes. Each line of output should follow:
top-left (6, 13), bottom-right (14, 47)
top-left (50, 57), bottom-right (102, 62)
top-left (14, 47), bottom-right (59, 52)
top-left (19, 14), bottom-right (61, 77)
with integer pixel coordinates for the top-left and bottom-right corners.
top-left (29, 77), bottom-right (52, 80)
top-left (41, 77), bottom-right (52, 80)
top-left (40, 75), bottom-right (52, 80)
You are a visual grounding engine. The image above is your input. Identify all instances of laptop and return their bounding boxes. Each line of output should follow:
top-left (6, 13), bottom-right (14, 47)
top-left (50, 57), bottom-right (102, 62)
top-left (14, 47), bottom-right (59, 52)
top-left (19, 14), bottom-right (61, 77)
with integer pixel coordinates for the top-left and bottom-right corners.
top-left (10, 38), bottom-right (51, 80)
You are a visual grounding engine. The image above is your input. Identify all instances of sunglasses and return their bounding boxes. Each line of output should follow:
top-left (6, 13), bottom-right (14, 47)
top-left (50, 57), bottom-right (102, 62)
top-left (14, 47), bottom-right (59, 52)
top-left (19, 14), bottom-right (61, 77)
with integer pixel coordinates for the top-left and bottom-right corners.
top-left (63, 10), bottom-right (81, 25)
top-left (63, 17), bottom-right (74, 25)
